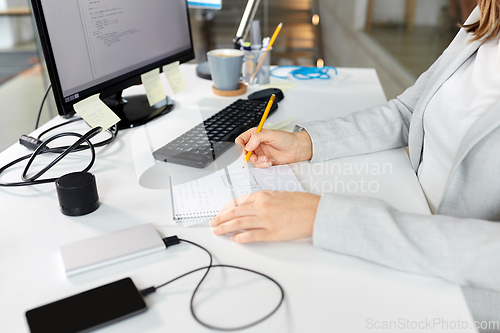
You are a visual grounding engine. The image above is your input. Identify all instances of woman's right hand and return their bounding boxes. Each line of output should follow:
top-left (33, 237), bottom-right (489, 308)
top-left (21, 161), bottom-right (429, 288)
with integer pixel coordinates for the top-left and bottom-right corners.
top-left (236, 128), bottom-right (313, 167)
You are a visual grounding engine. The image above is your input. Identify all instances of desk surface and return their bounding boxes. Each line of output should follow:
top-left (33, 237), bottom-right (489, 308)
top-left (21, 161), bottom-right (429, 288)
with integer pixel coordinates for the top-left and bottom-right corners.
top-left (0, 65), bottom-right (475, 332)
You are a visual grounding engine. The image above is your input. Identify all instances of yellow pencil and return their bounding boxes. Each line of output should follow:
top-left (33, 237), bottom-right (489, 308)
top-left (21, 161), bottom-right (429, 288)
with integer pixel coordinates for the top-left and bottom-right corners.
top-left (251, 22), bottom-right (283, 82)
top-left (243, 94), bottom-right (276, 168)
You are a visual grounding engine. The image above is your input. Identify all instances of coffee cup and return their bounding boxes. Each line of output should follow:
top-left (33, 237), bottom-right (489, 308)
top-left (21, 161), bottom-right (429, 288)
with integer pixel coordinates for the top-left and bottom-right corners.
top-left (207, 49), bottom-right (256, 91)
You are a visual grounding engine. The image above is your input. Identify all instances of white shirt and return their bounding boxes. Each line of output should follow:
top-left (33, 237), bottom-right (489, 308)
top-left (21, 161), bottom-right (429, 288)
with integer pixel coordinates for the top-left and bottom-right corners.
top-left (418, 36), bottom-right (500, 213)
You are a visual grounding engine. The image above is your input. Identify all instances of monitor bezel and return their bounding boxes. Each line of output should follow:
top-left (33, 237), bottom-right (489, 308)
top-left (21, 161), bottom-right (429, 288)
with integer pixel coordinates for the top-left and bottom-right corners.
top-left (30, 0), bottom-right (195, 118)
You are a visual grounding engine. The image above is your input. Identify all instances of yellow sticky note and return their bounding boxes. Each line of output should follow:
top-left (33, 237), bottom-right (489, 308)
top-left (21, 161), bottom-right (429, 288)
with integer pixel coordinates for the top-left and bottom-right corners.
top-left (261, 81), bottom-right (297, 92)
top-left (264, 117), bottom-right (296, 131)
top-left (141, 68), bottom-right (166, 106)
top-left (73, 94), bottom-right (120, 131)
top-left (163, 61), bottom-right (187, 94)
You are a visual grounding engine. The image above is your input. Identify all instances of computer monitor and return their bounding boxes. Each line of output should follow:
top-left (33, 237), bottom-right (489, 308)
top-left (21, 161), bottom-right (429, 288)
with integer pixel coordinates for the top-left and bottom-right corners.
top-left (30, 0), bottom-right (195, 129)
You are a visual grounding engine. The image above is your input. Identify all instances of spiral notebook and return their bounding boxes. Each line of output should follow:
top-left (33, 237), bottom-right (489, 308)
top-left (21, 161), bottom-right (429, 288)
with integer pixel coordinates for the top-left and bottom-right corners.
top-left (169, 165), bottom-right (304, 225)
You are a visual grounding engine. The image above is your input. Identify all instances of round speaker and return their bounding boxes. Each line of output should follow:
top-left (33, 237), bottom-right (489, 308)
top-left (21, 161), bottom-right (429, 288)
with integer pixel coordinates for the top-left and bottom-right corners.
top-left (56, 172), bottom-right (100, 216)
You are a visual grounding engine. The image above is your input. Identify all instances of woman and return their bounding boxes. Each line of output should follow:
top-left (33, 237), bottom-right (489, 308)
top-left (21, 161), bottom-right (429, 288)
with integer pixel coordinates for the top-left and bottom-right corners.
top-left (212, 0), bottom-right (500, 325)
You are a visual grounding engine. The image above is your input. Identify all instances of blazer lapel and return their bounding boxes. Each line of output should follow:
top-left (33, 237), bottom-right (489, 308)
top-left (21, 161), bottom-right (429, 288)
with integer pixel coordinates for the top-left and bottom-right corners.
top-left (408, 36), bottom-right (484, 171)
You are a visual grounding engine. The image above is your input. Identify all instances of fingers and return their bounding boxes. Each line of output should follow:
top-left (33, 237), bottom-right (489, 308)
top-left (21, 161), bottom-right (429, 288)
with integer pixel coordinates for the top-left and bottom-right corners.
top-left (253, 161), bottom-right (273, 168)
top-left (217, 194), bottom-right (252, 215)
top-left (244, 130), bottom-right (277, 152)
top-left (212, 197), bottom-right (258, 235)
top-left (252, 155), bottom-right (273, 168)
top-left (212, 216), bottom-right (259, 236)
top-left (236, 129), bottom-right (284, 168)
top-left (217, 201), bottom-right (236, 215)
top-left (235, 128), bottom-right (257, 147)
top-left (244, 152), bottom-right (269, 164)
top-left (214, 201), bottom-right (254, 225)
top-left (212, 191), bottom-right (320, 244)
top-left (243, 152), bottom-right (272, 168)
top-left (232, 229), bottom-right (270, 243)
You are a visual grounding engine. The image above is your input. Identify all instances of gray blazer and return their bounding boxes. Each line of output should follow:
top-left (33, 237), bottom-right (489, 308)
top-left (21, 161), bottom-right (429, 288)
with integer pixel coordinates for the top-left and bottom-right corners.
top-left (298, 7), bottom-right (500, 325)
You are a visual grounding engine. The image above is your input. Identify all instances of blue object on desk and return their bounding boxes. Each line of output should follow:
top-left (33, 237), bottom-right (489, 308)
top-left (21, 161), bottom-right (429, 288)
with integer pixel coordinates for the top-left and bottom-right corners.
top-left (271, 66), bottom-right (338, 80)
top-left (188, 0), bottom-right (222, 9)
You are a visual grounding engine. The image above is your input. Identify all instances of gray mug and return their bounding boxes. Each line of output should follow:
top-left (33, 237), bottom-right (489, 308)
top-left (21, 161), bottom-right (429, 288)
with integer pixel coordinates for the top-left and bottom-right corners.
top-left (207, 49), bottom-right (256, 91)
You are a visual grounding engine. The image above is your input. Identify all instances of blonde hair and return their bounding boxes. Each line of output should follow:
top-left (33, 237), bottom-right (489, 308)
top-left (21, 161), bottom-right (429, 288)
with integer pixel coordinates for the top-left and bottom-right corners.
top-left (463, 0), bottom-right (500, 42)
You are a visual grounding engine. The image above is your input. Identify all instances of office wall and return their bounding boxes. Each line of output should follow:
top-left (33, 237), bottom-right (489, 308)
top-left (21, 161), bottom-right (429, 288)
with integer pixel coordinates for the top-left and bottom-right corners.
top-left (318, 0), bottom-right (418, 100)
top-left (0, 0), bottom-right (34, 49)
top-left (0, 0), bottom-right (14, 48)
top-left (372, 0), bottom-right (447, 26)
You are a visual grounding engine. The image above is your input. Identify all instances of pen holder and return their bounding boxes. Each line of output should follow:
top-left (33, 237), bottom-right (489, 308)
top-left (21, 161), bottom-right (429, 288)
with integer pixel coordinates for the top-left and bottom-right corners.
top-left (242, 48), bottom-right (271, 85)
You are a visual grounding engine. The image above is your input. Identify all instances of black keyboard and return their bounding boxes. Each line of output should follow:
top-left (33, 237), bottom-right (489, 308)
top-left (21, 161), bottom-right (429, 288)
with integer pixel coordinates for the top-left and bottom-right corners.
top-left (152, 99), bottom-right (278, 168)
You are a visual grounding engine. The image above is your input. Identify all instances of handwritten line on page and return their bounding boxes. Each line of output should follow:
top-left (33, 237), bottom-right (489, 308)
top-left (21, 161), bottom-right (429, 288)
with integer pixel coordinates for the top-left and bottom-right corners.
top-left (73, 94), bottom-right (120, 130)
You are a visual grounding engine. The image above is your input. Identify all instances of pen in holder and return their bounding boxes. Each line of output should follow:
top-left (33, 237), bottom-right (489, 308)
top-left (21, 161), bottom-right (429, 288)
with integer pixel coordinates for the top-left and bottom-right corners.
top-left (242, 48), bottom-right (271, 85)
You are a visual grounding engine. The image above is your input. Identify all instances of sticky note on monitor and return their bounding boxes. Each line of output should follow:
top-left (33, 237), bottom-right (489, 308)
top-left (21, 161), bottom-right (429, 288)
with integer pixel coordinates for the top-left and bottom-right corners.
top-left (163, 61), bottom-right (187, 94)
top-left (141, 68), bottom-right (166, 106)
top-left (73, 94), bottom-right (120, 130)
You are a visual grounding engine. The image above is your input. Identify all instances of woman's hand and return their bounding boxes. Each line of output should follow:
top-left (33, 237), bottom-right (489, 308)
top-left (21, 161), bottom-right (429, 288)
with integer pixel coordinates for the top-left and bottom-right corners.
top-left (236, 129), bottom-right (313, 168)
top-left (210, 191), bottom-right (321, 243)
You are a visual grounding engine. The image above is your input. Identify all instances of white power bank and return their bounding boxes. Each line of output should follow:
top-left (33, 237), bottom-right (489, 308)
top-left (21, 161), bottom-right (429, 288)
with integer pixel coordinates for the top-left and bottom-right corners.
top-left (60, 224), bottom-right (165, 276)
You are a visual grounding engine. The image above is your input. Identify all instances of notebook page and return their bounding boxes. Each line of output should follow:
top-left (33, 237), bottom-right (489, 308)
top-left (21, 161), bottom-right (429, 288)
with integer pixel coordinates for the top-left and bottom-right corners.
top-left (170, 165), bottom-right (304, 223)
top-left (170, 169), bottom-right (233, 221)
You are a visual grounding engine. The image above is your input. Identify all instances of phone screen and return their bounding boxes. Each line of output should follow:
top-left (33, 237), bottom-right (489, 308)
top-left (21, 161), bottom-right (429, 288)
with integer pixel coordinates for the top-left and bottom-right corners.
top-left (26, 278), bottom-right (147, 333)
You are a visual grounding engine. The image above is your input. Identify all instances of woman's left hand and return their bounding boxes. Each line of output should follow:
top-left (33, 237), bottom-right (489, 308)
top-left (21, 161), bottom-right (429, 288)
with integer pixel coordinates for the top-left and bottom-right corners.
top-left (210, 191), bottom-right (321, 243)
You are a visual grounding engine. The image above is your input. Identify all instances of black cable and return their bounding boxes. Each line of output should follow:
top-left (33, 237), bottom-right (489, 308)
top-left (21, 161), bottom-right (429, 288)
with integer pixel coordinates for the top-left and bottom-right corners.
top-left (35, 118), bottom-right (118, 154)
top-left (22, 127), bottom-right (101, 182)
top-left (0, 123), bottom-right (118, 187)
top-left (35, 84), bottom-right (52, 130)
top-left (146, 238), bottom-right (285, 331)
top-left (156, 238), bottom-right (213, 290)
top-left (37, 117), bottom-right (82, 141)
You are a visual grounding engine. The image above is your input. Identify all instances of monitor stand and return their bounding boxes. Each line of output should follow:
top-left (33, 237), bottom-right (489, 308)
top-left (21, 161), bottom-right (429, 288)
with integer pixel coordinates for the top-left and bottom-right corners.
top-left (196, 61), bottom-right (211, 80)
top-left (102, 91), bottom-right (174, 130)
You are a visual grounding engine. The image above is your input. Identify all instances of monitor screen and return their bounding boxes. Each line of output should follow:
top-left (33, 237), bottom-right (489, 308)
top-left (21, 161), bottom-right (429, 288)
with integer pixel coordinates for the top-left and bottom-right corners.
top-left (31, 0), bottom-right (195, 128)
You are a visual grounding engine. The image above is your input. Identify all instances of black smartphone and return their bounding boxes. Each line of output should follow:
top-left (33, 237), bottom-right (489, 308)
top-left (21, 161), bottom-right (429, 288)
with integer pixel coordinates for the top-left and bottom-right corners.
top-left (26, 278), bottom-right (147, 333)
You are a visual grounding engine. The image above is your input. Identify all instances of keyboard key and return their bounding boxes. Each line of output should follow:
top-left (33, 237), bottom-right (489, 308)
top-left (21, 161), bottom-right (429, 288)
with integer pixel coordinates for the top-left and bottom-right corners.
top-left (152, 99), bottom-right (278, 168)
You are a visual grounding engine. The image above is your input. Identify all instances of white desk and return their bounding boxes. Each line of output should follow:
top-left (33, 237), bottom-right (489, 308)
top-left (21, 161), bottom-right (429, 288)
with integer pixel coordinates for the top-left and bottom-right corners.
top-left (0, 65), bottom-right (475, 332)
